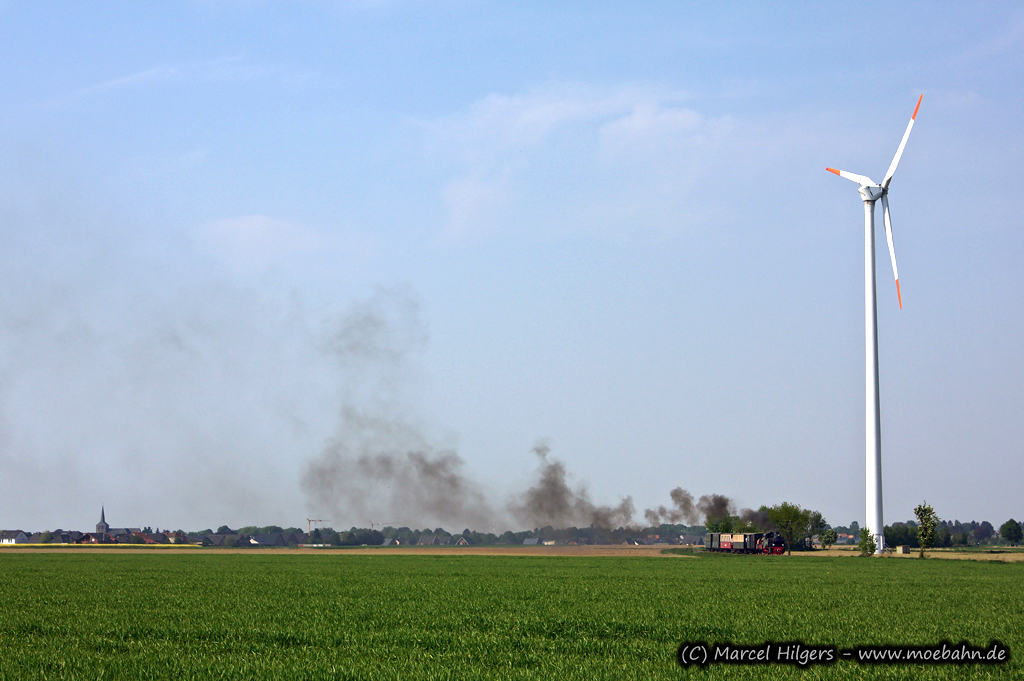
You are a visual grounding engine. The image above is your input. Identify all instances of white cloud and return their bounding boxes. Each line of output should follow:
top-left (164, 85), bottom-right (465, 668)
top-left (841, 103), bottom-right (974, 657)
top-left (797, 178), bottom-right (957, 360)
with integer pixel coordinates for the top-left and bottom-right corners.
top-left (423, 84), bottom-right (743, 241)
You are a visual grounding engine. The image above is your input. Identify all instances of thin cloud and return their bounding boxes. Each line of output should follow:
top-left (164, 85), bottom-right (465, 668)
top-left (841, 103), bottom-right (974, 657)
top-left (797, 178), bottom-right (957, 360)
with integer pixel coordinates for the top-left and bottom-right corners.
top-left (44, 53), bottom-right (313, 109)
top-left (421, 83), bottom-right (737, 241)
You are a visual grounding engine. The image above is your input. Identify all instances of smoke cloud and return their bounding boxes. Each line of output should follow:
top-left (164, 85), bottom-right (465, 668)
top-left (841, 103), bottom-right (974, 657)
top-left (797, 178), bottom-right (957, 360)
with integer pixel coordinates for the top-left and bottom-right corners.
top-left (643, 487), bottom-right (699, 525)
top-left (510, 442), bottom-right (634, 530)
top-left (739, 507), bottom-right (777, 532)
top-left (643, 489), bottom-right (738, 526)
top-left (301, 289), bottom-right (635, 531)
top-left (302, 405), bottom-right (497, 529)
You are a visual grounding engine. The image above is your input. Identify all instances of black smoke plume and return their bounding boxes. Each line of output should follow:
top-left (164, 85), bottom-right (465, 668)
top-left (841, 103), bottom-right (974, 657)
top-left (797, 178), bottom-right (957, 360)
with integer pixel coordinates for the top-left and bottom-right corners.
top-left (302, 288), bottom-right (633, 531)
top-left (739, 507), bottom-right (777, 532)
top-left (510, 442), bottom-right (634, 531)
top-left (644, 490), bottom-right (737, 526)
top-left (643, 487), bottom-right (698, 525)
top-left (697, 493), bottom-right (734, 525)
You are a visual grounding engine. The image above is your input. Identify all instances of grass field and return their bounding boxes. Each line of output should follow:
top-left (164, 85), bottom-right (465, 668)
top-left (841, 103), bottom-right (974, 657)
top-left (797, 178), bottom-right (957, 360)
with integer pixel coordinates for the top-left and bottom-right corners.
top-left (0, 552), bottom-right (1020, 679)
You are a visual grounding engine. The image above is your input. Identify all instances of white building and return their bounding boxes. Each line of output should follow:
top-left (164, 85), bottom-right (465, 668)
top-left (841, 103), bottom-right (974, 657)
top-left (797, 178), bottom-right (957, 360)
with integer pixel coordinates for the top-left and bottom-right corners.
top-left (0, 530), bottom-right (28, 544)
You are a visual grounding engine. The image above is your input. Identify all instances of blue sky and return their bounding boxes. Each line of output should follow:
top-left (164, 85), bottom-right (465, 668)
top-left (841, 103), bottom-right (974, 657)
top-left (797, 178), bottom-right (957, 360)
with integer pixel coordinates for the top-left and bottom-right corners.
top-left (1, 3), bottom-right (1022, 532)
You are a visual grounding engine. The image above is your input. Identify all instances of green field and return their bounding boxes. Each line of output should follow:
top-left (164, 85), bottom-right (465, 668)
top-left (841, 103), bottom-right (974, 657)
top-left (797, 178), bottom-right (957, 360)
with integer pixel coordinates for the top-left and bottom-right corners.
top-left (0, 552), bottom-right (1020, 679)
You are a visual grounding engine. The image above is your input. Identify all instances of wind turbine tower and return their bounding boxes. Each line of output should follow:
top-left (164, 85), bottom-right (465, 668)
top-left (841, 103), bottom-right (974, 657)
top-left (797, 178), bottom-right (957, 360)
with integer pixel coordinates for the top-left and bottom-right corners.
top-left (827, 95), bottom-right (922, 554)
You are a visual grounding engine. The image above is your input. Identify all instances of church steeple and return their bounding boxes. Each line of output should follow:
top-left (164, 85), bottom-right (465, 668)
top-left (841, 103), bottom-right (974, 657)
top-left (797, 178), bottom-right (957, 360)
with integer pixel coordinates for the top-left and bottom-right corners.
top-left (96, 506), bottom-right (109, 534)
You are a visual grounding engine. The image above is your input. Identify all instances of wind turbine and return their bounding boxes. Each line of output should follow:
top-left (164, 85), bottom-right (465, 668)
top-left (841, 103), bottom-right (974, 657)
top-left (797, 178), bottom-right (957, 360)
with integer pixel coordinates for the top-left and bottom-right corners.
top-left (827, 94), bottom-right (921, 555)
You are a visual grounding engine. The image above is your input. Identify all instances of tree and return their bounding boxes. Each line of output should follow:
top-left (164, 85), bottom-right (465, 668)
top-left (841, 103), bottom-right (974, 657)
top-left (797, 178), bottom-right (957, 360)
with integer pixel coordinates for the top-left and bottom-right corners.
top-left (1000, 519), bottom-right (1023, 546)
top-left (884, 523), bottom-right (918, 549)
top-left (766, 503), bottom-right (810, 555)
top-left (859, 527), bottom-right (876, 556)
top-left (40, 531), bottom-right (52, 544)
top-left (216, 525), bottom-right (233, 534)
top-left (821, 529), bottom-right (837, 549)
top-left (914, 502), bottom-right (939, 558)
top-left (806, 511), bottom-right (827, 549)
top-left (972, 521), bottom-right (995, 545)
top-left (849, 521), bottom-right (860, 537)
top-left (705, 516), bottom-right (735, 533)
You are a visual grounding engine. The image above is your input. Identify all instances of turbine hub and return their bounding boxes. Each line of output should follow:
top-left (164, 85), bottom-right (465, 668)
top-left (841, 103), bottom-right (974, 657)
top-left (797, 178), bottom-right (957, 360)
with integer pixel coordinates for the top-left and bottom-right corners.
top-left (858, 184), bottom-right (884, 202)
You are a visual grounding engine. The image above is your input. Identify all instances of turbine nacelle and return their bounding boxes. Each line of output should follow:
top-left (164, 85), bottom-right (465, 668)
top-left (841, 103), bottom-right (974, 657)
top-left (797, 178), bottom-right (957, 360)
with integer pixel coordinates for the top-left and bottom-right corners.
top-left (858, 185), bottom-right (885, 202)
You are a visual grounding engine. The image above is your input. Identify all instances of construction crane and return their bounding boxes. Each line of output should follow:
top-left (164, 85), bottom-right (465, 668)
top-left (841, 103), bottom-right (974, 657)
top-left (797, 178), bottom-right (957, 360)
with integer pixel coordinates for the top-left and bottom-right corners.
top-left (370, 522), bottom-right (394, 531)
top-left (307, 518), bottom-right (329, 534)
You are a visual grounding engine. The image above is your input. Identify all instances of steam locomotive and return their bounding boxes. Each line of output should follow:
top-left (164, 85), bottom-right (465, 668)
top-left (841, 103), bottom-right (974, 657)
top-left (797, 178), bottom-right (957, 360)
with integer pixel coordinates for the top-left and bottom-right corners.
top-left (704, 531), bottom-right (786, 554)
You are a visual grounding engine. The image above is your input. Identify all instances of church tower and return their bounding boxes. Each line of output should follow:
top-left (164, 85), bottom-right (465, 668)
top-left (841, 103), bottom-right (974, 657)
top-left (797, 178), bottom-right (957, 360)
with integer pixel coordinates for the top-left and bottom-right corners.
top-left (96, 506), bottom-right (109, 534)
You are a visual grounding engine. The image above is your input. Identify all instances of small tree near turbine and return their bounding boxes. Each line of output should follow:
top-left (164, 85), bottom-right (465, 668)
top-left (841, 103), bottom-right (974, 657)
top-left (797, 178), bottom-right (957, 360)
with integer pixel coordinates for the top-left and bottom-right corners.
top-left (859, 528), bottom-right (877, 556)
top-left (913, 502), bottom-right (938, 558)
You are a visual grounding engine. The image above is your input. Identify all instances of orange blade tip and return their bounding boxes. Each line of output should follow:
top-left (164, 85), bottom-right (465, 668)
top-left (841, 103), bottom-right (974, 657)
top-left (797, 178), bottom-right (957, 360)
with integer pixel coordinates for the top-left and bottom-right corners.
top-left (826, 167), bottom-right (840, 175)
top-left (896, 279), bottom-right (903, 309)
top-left (912, 95), bottom-right (922, 120)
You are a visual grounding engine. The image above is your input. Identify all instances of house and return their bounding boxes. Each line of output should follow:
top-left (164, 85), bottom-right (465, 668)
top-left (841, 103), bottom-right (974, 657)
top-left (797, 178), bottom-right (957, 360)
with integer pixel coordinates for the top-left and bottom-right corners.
top-left (280, 532), bottom-right (307, 546)
top-left (417, 534), bottom-right (439, 545)
top-left (382, 538), bottom-right (400, 546)
top-left (522, 538), bottom-right (540, 546)
top-left (162, 531), bottom-right (188, 544)
top-left (253, 533), bottom-right (286, 547)
top-left (0, 530), bottom-right (28, 544)
top-left (454, 536), bottom-right (469, 546)
top-left (32, 530), bottom-right (79, 544)
top-left (679, 535), bottom-right (703, 546)
top-left (129, 532), bottom-right (159, 544)
top-left (207, 534), bottom-right (247, 547)
top-left (80, 532), bottom-right (112, 544)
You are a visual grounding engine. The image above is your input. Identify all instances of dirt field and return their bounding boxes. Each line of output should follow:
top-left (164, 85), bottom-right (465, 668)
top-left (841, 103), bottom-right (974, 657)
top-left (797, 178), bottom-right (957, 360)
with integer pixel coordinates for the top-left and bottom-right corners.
top-left (791, 545), bottom-right (1024, 562)
top-left (1, 544), bottom-right (678, 557)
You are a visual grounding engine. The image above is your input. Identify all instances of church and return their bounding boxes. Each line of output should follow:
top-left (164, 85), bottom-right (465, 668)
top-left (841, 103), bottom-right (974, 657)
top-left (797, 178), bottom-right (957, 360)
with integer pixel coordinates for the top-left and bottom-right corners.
top-left (92, 507), bottom-right (140, 541)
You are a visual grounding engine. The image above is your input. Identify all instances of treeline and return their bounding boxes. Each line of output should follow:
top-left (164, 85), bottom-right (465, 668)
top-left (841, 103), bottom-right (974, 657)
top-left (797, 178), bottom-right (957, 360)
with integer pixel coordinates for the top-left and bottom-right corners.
top-left (183, 515), bottom-right (1023, 549)
top-left (883, 519), bottom-right (1023, 549)
top-left (188, 523), bottom-right (707, 546)
top-left (377, 523), bottom-right (705, 545)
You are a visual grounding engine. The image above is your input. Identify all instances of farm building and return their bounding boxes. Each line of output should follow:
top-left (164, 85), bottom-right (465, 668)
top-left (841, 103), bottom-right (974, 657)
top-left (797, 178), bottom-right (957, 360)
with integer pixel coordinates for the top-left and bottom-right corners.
top-left (0, 530), bottom-right (28, 544)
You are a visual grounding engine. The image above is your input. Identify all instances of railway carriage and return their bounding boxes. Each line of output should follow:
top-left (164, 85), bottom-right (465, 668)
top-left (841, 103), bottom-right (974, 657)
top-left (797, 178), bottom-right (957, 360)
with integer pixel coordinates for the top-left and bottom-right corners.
top-left (704, 531), bottom-right (786, 554)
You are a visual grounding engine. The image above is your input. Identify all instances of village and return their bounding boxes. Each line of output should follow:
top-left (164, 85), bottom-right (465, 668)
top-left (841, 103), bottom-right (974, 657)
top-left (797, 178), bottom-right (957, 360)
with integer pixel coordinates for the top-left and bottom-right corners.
top-left (1, 507), bottom-right (717, 548)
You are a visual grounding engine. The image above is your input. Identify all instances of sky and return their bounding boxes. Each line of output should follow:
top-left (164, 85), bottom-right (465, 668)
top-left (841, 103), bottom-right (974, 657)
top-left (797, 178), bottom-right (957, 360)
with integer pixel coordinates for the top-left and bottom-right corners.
top-left (1, 2), bottom-right (1022, 533)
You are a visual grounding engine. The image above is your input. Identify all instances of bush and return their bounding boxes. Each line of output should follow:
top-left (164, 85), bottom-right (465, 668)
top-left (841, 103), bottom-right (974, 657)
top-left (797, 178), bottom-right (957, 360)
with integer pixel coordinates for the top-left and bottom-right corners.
top-left (859, 528), bottom-right (877, 556)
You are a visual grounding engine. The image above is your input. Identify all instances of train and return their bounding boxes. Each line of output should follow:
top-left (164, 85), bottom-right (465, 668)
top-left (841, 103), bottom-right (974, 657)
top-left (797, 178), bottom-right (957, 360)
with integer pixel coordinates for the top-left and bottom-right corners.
top-left (704, 531), bottom-right (786, 554)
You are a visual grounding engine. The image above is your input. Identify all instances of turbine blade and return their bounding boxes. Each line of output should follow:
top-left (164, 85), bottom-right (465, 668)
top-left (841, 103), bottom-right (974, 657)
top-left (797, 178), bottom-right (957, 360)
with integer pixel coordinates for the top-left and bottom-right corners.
top-left (882, 94), bottom-right (923, 189)
top-left (882, 194), bottom-right (901, 309)
top-left (826, 168), bottom-right (877, 186)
